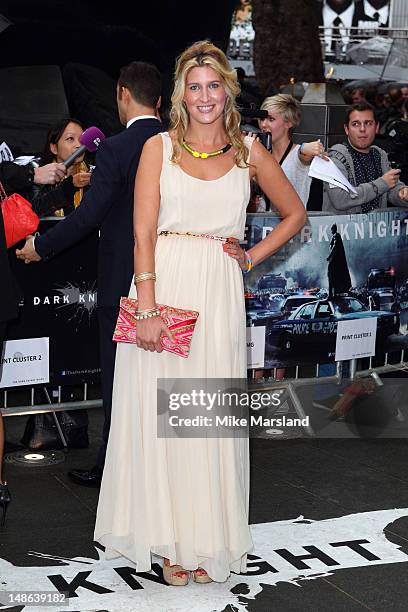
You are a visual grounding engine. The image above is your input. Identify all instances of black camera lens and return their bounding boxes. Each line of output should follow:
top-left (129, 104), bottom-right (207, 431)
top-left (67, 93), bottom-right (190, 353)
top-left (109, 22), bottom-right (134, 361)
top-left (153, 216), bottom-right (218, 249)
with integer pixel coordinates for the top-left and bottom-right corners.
top-left (258, 132), bottom-right (272, 152)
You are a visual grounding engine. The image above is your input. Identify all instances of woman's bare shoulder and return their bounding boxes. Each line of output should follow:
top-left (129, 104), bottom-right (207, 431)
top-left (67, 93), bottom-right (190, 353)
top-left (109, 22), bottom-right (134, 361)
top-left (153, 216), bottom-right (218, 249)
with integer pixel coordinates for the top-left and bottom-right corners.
top-left (140, 133), bottom-right (164, 165)
top-left (143, 132), bottom-right (164, 151)
top-left (137, 134), bottom-right (164, 177)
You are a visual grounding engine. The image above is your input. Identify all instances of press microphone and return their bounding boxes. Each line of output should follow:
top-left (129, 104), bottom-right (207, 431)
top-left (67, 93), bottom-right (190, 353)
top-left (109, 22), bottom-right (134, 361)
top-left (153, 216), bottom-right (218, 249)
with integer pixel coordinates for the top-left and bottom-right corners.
top-left (63, 126), bottom-right (106, 168)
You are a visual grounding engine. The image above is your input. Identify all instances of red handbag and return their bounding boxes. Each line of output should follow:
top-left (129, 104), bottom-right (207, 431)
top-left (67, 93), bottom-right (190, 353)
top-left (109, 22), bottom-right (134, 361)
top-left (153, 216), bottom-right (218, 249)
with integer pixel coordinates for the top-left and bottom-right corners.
top-left (113, 297), bottom-right (199, 358)
top-left (0, 181), bottom-right (40, 248)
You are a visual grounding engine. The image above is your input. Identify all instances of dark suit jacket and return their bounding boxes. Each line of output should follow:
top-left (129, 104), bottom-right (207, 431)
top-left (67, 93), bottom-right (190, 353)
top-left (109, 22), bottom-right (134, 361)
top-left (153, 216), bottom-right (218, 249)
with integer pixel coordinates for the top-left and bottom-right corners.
top-left (0, 162), bottom-right (26, 323)
top-left (0, 207), bottom-right (20, 322)
top-left (35, 118), bottom-right (162, 307)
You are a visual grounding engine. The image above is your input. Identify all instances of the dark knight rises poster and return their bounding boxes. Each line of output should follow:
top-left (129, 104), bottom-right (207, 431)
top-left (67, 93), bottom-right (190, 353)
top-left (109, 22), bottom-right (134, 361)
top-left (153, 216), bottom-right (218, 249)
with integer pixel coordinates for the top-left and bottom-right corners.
top-left (244, 210), bottom-right (408, 368)
top-left (6, 220), bottom-right (101, 385)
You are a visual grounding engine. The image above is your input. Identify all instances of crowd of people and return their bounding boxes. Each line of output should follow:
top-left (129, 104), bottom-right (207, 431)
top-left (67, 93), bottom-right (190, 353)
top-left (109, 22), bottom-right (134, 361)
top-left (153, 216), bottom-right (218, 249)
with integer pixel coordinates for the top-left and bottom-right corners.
top-left (0, 37), bottom-right (408, 587)
top-left (237, 67), bottom-right (408, 132)
top-left (231, 70), bottom-right (408, 212)
top-left (343, 82), bottom-right (408, 132)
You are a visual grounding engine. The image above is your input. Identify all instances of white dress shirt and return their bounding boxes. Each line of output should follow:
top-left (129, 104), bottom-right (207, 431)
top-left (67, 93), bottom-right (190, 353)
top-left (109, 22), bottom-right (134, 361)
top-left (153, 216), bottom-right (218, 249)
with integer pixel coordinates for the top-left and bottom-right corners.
top-left (322, 2), bottom-right (355, 54)
top-left (361, 0), bottom-right (389, 26)
top-left (126, 115), bottom-right (159, 128)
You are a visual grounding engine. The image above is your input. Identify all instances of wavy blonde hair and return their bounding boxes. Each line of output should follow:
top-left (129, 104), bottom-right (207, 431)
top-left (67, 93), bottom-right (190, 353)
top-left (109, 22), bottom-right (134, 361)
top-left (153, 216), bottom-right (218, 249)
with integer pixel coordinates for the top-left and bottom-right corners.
top-left (169, 40), bottom-right (248, 167)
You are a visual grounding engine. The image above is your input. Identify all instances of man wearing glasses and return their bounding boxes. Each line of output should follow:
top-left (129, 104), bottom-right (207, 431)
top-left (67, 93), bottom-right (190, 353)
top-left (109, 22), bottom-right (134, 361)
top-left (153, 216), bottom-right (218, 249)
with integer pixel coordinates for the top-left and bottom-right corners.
top-left (323, 103), bottom-right (408, 213)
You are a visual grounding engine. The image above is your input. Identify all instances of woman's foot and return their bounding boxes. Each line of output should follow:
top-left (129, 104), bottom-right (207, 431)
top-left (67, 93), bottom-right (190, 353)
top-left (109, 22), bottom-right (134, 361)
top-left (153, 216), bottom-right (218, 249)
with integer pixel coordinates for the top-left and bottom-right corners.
top-left (192, 567), bottom-right (213, 584)
top-left (163, 558), bottom-right (190, 586)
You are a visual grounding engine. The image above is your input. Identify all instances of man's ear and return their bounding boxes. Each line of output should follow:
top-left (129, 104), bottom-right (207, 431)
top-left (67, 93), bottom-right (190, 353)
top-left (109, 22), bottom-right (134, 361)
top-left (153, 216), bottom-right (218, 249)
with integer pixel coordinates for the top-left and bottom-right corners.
top-left (375, 122), bottom-right (379, 134)
top-left (344, 123), bottom-right (349, 136)
top-left (50, 143), bottom-right (58, 156)
top-left (156, 96), bottom-right (162, 109)
top-left (121, 87), bottom-right (130, 103)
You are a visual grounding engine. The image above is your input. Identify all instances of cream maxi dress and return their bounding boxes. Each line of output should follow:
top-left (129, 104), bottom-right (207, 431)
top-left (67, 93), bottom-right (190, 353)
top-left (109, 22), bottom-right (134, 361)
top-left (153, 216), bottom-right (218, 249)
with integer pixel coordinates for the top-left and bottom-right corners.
top-left (94, 132), bottom-right (254, 582)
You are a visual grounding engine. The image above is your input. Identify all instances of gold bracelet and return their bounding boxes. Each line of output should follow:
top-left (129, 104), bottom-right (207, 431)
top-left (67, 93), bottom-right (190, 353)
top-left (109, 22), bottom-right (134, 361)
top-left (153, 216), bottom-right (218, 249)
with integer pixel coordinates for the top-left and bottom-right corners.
top-left (136, 306), bottom-right (158, 314)
top-left (134, 272), bottom-right (156, 284)
top-left (135, 307), bottom-right (161, 321)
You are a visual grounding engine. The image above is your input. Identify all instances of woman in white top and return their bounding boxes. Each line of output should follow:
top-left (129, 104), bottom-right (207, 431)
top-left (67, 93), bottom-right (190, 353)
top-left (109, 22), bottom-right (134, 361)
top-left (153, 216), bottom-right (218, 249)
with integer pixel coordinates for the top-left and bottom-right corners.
top-left (259, 94), bottom-right (328, 207)
top-left (94, 41), bottom-right (306, 588)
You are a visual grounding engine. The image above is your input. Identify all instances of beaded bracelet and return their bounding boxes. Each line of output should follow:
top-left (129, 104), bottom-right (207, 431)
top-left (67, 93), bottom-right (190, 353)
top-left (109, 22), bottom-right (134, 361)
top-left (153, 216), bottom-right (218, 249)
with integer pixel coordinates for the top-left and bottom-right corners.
top-left (243, 251), bottom-right (253, 274)
top-left (137, 306), bottom-right (158, 314)
top-left (135, 307), bottom-right (161, 321)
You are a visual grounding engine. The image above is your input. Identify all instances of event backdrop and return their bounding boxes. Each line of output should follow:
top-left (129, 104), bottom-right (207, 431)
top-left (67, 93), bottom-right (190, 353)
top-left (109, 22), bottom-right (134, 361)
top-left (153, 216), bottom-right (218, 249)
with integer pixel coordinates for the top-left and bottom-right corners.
top-left (316, 0), bottom-right (391, 29)
top-left (244, 210), bottom-right (408, 368)
top-left (6, 219), bottom-right (100, 386)
top-left (3, 211), bottom-right (408, 388)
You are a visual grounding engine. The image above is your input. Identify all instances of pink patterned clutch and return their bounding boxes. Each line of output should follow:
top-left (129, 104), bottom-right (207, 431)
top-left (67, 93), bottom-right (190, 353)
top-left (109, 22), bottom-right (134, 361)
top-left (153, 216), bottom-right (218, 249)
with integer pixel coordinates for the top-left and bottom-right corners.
top-left (113, 297), bottom-right (199, 358)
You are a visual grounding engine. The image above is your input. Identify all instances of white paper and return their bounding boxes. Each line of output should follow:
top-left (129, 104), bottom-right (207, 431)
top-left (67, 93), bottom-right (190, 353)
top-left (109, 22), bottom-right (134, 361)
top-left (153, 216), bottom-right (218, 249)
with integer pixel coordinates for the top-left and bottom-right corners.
top-left (335, 318), bottom-right (377, 361)
top-left (0, 337), bottom-right (49, 388)
top-left (309, 156), bottom-right (358, 194)
top-left (246, 326), bottom-right (265, 369)
top-left (0, 141), bottom-right (13, 162)
top-left (13, 155), bottom-right (36, 166)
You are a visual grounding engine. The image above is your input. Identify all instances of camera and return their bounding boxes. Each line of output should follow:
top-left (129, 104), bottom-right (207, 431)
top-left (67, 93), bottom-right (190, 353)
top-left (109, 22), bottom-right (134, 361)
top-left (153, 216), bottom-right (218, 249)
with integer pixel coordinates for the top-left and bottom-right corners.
top-left (387, 120), bottom-right (408, 181)
top-left (239, 107), bottom-right (272, 151)
top-left (257, 131), bottom-right (272, 152)
top-left (390, 160), bottom-right (404, 171)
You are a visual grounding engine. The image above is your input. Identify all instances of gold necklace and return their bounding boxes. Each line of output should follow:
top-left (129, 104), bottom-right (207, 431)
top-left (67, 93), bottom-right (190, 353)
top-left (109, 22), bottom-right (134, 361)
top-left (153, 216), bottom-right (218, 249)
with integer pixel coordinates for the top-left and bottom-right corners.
top-left (182, 140), bottom-right (232, 159)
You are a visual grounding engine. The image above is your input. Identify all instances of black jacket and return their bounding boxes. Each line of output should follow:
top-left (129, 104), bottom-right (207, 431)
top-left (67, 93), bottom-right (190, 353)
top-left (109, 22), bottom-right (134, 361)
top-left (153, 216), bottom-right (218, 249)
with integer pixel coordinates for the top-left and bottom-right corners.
top-left (0, 162), bottom-right (31, 322)
top-left (35, 118), bottom-right (162, 307)
top-left (29, 176), bottom-right (78, 217)
top-left (0, 206), bottom-right (20, 323)
top-left (0, 161), bottom-right (35, 194)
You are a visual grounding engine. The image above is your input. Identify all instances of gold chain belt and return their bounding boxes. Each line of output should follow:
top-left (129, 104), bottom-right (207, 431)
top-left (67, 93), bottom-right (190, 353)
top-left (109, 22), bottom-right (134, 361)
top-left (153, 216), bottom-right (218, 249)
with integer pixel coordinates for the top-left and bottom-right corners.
top-left (159, 230), bottom-right (230, 243)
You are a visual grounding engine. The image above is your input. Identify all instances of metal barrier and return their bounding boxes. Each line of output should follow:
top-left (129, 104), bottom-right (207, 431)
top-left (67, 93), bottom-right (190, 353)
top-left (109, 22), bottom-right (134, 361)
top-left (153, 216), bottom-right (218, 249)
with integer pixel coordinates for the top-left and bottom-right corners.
top-left (1, 383), bottom-right (101, 417)
top-left (319, 26), bottom-right (408, 65)
top-left (228, 26), bottom-right (408, 74)
top-left (248, 348), bottom-right (408, 437)
top-left (2, 348), bottom-right (406, 420)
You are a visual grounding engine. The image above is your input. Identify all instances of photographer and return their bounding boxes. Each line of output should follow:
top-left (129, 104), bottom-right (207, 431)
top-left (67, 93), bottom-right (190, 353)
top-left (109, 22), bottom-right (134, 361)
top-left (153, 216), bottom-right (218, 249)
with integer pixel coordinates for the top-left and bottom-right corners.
top-left (0, 158), bottom-right (66, 194)
top-left (258, 94), bottom-right (328, 207)
top-left (0, 152), bottom-right (66, 525)
top-left (323, 103), bottom-right (408, 214)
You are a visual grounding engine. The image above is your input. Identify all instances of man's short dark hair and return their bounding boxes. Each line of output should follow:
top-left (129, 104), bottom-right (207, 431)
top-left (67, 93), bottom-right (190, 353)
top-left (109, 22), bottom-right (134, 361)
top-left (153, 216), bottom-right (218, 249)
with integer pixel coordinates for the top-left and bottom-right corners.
top-left (118, 61), bottom-right (161, 108)
top-left (345, 103), bottom-right (377, 125)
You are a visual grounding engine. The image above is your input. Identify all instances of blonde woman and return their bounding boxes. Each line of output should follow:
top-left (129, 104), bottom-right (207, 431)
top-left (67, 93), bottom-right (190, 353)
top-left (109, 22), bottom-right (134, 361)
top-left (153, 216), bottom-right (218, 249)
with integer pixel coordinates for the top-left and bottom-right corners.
top-left (259, 94), bottom-right (328, 206)
top-left (94, 41), bottom-right (306, 585)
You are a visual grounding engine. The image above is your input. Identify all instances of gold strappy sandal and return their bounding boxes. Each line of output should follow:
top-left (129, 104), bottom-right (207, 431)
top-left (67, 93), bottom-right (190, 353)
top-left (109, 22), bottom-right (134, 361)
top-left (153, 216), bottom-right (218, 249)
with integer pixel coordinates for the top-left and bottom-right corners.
top-left (192, 567), bottom-right (213, 584)
top-left (163, 558), bottom-right (190, 586)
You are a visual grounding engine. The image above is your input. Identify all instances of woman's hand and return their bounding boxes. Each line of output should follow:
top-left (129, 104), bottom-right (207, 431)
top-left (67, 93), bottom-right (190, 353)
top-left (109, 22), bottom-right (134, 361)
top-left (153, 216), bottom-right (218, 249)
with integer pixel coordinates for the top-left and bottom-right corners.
top-left (72, 172), bottom-right (92, 188)
top-left (300, 140), bottom-right (329, 161)
top-left (241, 131), bottom-right (259, 143)
top-left (136, 316), bottom-right (174, 352)
top-left (34, 162), bottom-right (66, 185)
top-left (223, 238), bottom-right (247, 271)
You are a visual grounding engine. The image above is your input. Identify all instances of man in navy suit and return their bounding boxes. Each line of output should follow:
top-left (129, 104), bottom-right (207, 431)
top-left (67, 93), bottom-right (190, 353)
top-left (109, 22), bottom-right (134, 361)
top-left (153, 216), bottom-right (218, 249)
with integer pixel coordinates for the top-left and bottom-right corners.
top-left (17, 61), bottom-right (162, 486)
